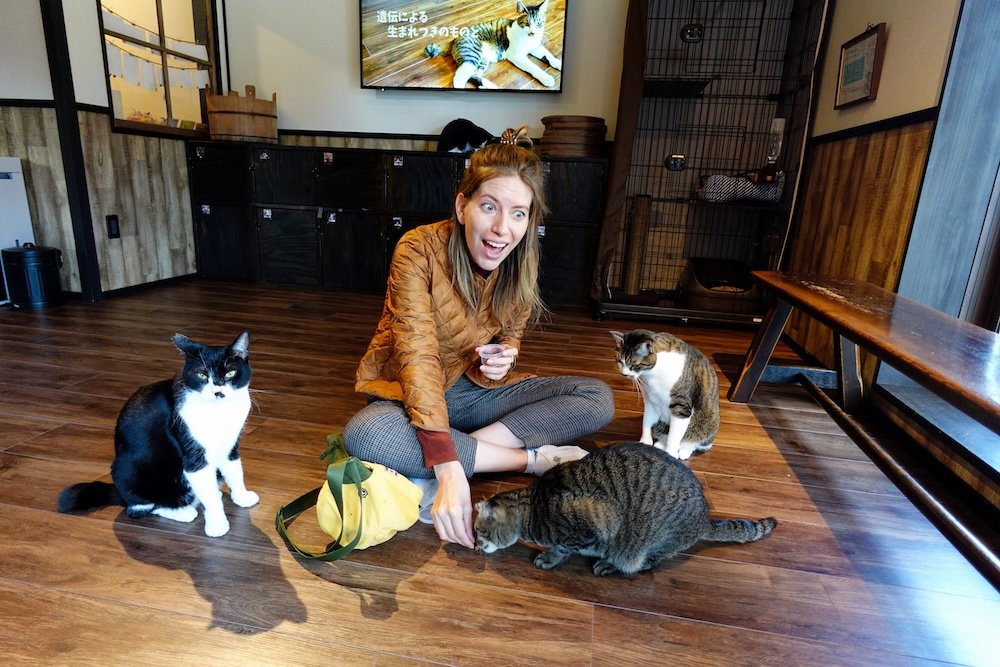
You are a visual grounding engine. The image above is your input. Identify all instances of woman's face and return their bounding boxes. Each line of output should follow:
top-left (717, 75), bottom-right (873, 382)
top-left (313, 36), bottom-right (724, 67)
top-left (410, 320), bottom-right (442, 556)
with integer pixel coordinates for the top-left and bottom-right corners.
top-left (456, 174), bottom-right (533, 272)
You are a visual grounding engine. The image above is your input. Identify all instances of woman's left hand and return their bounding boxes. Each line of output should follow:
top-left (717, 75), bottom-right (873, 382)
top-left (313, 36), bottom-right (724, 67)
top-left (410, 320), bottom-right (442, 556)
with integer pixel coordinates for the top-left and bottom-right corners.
top-left (477, 344), bottom-right (518, 381)
top-left (431, 461), bottom-right (475, 548)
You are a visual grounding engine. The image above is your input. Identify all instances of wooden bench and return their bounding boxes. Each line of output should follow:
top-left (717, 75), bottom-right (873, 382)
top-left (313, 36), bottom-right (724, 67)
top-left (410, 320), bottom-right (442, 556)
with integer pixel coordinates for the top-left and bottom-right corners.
top-left (728, 271), bottom-right (1000, 585)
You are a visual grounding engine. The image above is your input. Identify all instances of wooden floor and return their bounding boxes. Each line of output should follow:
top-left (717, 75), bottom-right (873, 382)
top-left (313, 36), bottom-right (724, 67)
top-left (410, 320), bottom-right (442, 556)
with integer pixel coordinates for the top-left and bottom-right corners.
top-left (1, 280), bottom-right (997, 666)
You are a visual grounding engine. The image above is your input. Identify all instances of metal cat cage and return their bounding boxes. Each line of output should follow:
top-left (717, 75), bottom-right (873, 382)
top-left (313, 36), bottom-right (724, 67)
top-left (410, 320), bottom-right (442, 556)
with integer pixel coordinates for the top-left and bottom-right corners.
top-left (597, 0), bottom-right (828, 323)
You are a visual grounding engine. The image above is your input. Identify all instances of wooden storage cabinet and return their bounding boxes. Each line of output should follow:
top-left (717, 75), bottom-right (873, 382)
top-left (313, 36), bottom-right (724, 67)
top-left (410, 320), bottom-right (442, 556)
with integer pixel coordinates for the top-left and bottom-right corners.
top-left (544, 160), bottom-right (607, 222)
top-left (253, 147), bottom-right (315, 205)
top-left (539, 158), bottom-right (607, 309)
top-left (385, 214), bottom-right (439, 257)
top-left (189, 144), bottom-right (252, 204)
top-left (538, 221), bottom-right (601, 309)
top-left (315, 150), bottom-right (384, 210)
top-left (257, 207), bottom-right (320, 286)
top-left (193, 204), bottom-right (258, 281)
top-left (187, 142), bottom-right (607, 309)
top-left (319, 211), bottom-right (386, 292)
top-left (386, 153), bottom-right (459, 216)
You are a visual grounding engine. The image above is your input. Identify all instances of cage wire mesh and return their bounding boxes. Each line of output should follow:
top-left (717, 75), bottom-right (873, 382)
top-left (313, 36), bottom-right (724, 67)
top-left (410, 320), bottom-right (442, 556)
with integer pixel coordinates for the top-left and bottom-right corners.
top-left (606, 0), bottom-right (823, 316)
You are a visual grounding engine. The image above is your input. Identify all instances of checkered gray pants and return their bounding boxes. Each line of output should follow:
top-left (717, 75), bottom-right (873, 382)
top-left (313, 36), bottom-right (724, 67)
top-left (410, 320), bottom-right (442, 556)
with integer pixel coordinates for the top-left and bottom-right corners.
top-left (343, 374), bottom-right (615, 478)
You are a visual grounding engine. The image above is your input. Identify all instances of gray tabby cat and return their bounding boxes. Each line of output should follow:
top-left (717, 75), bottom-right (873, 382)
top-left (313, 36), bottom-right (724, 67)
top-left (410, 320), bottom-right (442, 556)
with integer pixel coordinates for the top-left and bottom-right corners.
top-left (474, 443), bottom-right (776, 576)
top-left (612, 329), bottom-right (720, 460)
top-left (423, 0), bottom-right (562, 89)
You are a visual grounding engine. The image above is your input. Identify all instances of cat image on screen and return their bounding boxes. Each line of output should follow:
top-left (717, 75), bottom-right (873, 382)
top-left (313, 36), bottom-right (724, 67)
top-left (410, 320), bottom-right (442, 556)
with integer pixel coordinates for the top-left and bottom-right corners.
top-left (57, 331), bottom-right (258, 537)
top-left (423, 0), bottom-right (562, 89)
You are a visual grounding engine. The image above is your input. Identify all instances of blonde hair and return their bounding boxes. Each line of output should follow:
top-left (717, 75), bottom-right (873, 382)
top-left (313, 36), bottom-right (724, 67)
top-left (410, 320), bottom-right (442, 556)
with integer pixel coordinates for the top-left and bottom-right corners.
top-left (448, 127), bottom-right (547, 329)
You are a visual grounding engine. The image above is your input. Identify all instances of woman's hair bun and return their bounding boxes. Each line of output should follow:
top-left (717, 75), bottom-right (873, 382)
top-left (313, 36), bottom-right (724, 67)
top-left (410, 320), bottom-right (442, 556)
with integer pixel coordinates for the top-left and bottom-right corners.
top-left (498, 126), bottom-right (533, 148)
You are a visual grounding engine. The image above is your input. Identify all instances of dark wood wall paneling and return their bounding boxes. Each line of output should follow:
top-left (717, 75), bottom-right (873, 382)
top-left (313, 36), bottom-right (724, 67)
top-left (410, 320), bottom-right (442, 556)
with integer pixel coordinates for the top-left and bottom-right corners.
top-left (783, 120), bottom-right (935, 381)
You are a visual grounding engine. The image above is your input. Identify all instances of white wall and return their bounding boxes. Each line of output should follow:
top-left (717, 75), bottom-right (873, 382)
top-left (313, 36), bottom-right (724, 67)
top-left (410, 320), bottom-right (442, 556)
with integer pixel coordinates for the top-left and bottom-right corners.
top-left (222, 0), bottom-right (628, 139)
top-left (3, 1), bottom-right (966, 142)
top-left (0, 0), bottom-right (53, 100)
top-left (64, 0), bottom-right (108, 107)
top-left (811, 0), bottom-right (961, 137)
top-left (0, 1), bottom-right (107, 105)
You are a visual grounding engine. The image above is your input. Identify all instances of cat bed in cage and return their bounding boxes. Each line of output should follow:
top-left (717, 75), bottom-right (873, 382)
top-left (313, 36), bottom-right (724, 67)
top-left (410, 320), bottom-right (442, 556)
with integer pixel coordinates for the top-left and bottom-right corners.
top-left (642, 78), bottom-right (711, 98)
top-left (678, 257), bottom-right (760, 314)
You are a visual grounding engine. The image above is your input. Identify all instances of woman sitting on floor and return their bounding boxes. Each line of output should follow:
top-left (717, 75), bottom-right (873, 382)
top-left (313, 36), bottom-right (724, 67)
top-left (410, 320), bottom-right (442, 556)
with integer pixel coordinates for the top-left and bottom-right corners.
top-left (344, 127), bottom-right (615, 549)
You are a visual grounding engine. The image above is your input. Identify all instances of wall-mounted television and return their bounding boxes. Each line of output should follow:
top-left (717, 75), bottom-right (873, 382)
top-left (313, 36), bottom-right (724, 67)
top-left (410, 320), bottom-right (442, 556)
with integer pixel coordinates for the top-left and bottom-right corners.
top-left (360, 1), bottom-right (567, 92)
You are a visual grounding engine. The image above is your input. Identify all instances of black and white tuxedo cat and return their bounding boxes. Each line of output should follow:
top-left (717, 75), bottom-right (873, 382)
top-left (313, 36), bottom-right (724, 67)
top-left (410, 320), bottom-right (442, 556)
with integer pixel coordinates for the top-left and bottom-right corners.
top-left (58, 331), bottom-right (258, 537)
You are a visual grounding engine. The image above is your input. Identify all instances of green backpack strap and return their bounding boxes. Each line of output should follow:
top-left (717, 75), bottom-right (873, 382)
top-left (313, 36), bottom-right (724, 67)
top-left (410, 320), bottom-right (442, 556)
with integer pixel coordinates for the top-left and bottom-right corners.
top-left (320, 432), bottom-right (350, 463)
top-left (275, 446), bottom-right (373, 561)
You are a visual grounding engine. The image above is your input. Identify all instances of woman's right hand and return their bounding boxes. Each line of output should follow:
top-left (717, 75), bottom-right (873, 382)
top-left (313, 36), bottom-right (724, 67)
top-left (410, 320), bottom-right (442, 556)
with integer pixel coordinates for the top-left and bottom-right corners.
top-left (431, 460), bottom-right (475, 548)
top-left (477, 344), bottom-right (518, 381)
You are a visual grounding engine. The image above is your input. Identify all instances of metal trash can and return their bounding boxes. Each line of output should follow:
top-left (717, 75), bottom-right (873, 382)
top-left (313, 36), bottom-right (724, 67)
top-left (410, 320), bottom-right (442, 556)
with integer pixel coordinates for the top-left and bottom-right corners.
top-left (1, 243), bottom-right (64, 310)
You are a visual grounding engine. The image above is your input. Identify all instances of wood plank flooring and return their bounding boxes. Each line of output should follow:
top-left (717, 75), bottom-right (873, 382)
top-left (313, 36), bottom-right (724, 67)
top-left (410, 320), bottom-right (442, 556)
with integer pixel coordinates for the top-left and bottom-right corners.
top-left (1, 280), bottom-right (997, 666)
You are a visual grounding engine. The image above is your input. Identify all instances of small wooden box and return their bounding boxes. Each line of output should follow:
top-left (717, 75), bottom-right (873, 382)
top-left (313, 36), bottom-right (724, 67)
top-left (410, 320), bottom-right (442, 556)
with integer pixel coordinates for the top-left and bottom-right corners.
top-left (206, 85), bottom-right (277, 143)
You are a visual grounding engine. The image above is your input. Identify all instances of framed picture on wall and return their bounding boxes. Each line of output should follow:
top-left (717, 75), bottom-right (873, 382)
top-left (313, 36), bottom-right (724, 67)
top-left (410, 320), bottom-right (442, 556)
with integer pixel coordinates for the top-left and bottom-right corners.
top-left (835, 23), bottom-right (887, 109)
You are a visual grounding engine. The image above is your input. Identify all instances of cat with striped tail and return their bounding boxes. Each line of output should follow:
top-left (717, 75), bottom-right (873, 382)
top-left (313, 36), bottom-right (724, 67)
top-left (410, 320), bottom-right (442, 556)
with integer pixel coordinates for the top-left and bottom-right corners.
top-left (423, 1), bottom-right (562, 89)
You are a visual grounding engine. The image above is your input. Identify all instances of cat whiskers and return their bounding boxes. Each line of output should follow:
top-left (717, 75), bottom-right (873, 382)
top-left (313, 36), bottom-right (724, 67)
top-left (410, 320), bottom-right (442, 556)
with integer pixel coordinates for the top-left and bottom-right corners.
top-left (629, 376), bottom-right (648, 407)
top-left (248, 387), bottom-right (266, 414)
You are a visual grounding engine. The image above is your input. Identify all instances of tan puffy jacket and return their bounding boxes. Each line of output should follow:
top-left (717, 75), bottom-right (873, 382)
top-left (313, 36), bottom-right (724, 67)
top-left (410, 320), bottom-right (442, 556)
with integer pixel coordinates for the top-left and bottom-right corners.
top-left (355, 220), bottom-right (531, 435)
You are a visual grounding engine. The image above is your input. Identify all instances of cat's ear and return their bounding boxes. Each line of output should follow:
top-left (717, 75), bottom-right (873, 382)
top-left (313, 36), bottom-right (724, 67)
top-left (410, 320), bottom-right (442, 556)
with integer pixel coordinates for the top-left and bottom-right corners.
top-left (172, 333), bottom-right (198, 355)
top-left (610, 330), bottom-right (624, 345)
top-left (474, 500), bottom-right (492, 518)
top-left (231, 331), bottom-right (250, 359)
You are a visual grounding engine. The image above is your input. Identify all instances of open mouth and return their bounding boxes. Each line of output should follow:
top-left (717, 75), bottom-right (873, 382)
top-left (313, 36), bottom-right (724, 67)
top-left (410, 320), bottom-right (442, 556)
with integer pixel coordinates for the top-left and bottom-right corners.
top-left (483, 239), bottom-right (507, 259)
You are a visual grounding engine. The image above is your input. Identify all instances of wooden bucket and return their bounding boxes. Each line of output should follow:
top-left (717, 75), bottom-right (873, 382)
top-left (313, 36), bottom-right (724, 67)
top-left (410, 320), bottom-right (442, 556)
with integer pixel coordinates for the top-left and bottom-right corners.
top-left (206, 85), bottom-right (277, 143)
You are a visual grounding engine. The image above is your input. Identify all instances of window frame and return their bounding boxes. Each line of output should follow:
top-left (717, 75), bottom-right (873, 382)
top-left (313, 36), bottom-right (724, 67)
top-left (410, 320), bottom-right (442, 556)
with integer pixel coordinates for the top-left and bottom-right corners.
top-left (97, 0), bottom-right (218, 139)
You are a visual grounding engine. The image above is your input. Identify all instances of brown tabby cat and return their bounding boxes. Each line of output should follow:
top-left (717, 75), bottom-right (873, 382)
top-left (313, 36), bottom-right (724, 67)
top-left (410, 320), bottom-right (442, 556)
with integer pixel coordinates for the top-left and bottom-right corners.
top-left (612, 329), bottom-right (720, 459)
top-left (474, 443), bottom-right (776, 576)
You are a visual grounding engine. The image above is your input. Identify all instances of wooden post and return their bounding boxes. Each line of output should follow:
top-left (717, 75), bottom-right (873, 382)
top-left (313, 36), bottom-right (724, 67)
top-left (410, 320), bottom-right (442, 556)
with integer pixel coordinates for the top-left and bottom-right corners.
top-left (622, 194), bottom-right (651, 295)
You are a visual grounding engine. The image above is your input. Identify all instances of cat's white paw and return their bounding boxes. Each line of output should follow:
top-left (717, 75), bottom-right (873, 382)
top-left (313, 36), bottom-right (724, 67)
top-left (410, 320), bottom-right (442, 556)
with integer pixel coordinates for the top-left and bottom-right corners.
top-left (231, 489), bottom-right (259, 508)
top-left (204, 515), bottom-right (230, 537)
top-left (548, 57), bottom-right (563, 71)
top-left (640, 433), bottom-right (654, 445)
top-left (679, 442), bottom-right (708, 459)
top-left (481, 78), bottom-right (499, 89)
top-left (152, 505), bottom-right (198, 523)
top-left (175, 505), bottom-right (199, 522)
top-left (665, 442), bottom-right (685, 459)
top-left (537, 72), bottom-right (556, 87)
